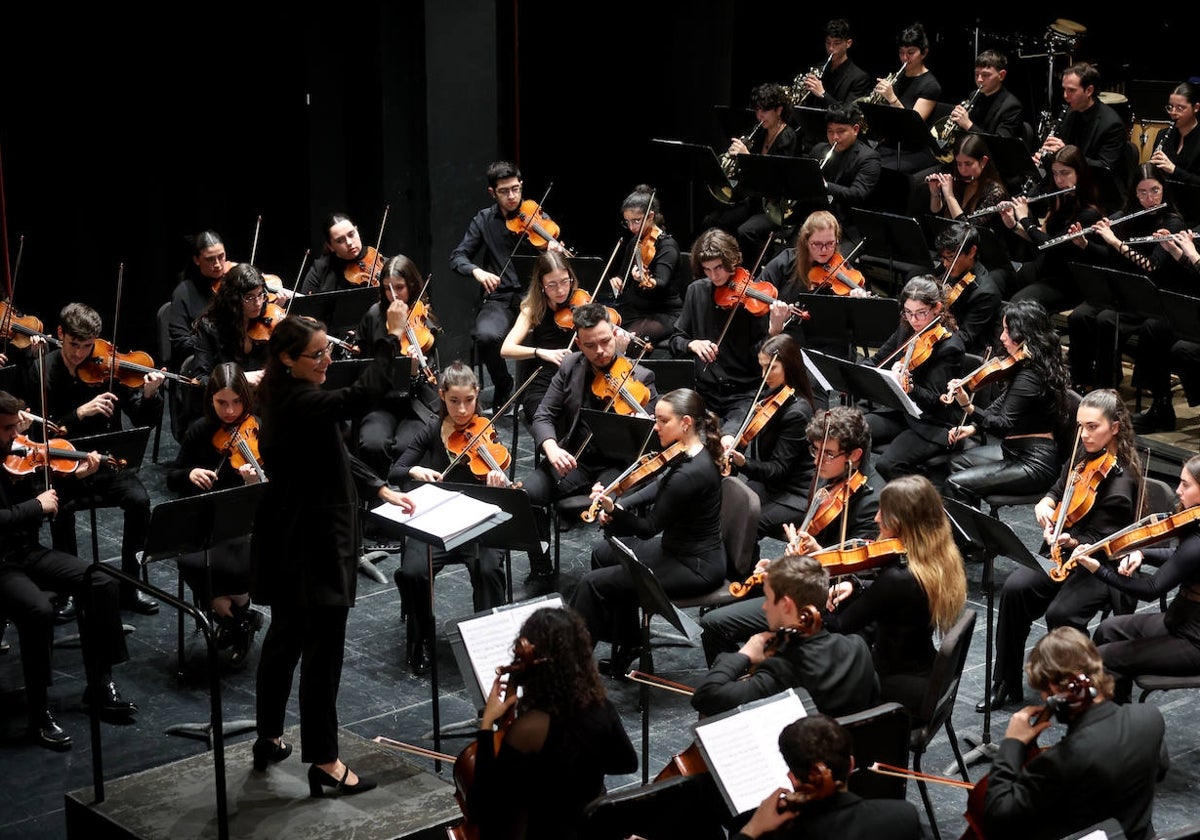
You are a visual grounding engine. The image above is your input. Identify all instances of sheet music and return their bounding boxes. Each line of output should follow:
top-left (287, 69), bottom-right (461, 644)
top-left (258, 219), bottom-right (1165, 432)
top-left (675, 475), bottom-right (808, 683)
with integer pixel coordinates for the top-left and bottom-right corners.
top-left (370, 482), bottom-right (501, 542)
top-left (694, 690), bottom-right (808, 815)
top-left (877, 367), bottom-right (924, 419)
top-left (456, 596), bottom-right (565, 698)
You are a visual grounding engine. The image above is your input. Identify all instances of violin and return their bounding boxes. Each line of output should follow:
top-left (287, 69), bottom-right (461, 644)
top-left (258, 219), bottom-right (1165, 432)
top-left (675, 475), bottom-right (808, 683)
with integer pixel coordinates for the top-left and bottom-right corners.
top-left (944, 271), bottom-right (976, 307)
top-left (246, 299), bottom-right (288, 345)
top-left (581, 440), bottom-right (688, 523)
top-left (802, 470), bottom-right (868, 541)
top-left (729, 570), bottom-right (765, 598)
top-left (401, 299), bottom-right (438, 385)
top-left (1047, 449), bottom-right (1119, 581)
top-left (211, 416), bottom-right (267, 483)
top-left (553, 288), bottom-right (622, 331)
top-left (634, 225), bottom-right (662, 290)
top-left (810, 537), bottom-right (906, 576)
top-left (344, 245), bottom-right (384, 287)
top-left (711, 268), bottom-right (783, 318)
top-left (445, 415), bottom-right (514, 482)
top-left (591, 356), bottom-right (652, 417)
top-left (808, 252), bottom-right (868, 296)
top-left (880, 317), bottom-right (951, 393)
top-left (1072, 505), bottom-right (1200, 564)
top-left (77, 338), bottom-right (201, 389)
top-left (721, 386), bottom-right (794, 477)
top-left (5, 433), bottom-right (125, 476)
top-left (0, 300), bottom-right (61, 350)
top-left (941, 344), bottom-right (1029, 404)
top-left (507, 200), bottom-right (574, 255)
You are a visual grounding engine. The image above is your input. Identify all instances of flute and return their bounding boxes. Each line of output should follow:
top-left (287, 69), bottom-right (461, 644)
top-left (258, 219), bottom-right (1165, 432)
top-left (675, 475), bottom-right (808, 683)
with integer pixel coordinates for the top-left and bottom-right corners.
top-left (965, 186), bottom-right (1075, 220)
top-left (1122, 230), bottom-right (1199, 246)
top-left (1037, 204), bottom-right (1165, 251)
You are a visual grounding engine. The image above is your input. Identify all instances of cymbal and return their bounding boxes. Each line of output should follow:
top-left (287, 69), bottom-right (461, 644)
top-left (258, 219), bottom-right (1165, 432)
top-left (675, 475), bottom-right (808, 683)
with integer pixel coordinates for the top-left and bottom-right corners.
top-left (1052, 18), bottom-right (1086, 34)
top-left (1098, 92), bottom-right (1128, 104)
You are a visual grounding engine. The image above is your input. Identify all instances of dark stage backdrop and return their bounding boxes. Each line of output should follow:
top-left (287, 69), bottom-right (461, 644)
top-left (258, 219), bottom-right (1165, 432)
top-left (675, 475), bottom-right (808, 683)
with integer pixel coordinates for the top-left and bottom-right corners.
top-left (0, 4), bottom-right (1191, 363)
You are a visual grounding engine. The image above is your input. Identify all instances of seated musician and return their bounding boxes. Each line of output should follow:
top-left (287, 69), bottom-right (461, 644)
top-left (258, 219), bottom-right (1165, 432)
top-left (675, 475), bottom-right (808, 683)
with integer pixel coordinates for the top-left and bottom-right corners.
top-left (1081, 453), bottom-right (1200, 703)
top-left (191, 263), bottom-right (273, 388)
top-left (168, 229), bottom-right (227, 365)
top-left (734, 714), bottom-right (921, 840)
top-left (808, 103), bottom-right (881, 235)
top-left (607, 184), bottom-right (683, 346)
top-left (719, 334), bottom-right (815, 540)
top-left (667, 228), bottom-right (769, 433)
top-left (691, 554), bottom-right (878, 719)
top-left (353, 254), bottom-right (439, 479)
top-left (822, 474), bottom-right (966, 723)
top-left (300, 211), bottom-right (381, 295)
top-left (165, 362), bottom-right (265, 667)
top-left (1149, 81), bottom-right (1200, 188)
top-left (570, 389), bottom-right (726, 677)
top-left (0, 391), bottom-right (138, 750)
top-left (524, 301), bottom-right (655, 578)
top-left (861, 276), bottom-right (964, 482)
top-left (977, 389), bottom-right (1140, 713)
top-left (388, 362), bottom-right (509, 676)
top-left (26, 302), bottom-right (164, 615)
top-left (1140, 228), bottom-right (1200, 432)
top-left (920, 224), bottom-right (1002, 356)
top-left (984, 627), bottom-right (1167, 840)
top-left (699, 406), bottom-right (880, 664)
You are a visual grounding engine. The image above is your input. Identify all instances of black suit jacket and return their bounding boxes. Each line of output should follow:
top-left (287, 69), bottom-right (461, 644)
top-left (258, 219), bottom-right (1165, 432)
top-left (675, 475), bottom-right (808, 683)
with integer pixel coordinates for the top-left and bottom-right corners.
top-left (733, 790), bottom-right (922, 839)
top-left (530, 351), bottom-right (656, 456)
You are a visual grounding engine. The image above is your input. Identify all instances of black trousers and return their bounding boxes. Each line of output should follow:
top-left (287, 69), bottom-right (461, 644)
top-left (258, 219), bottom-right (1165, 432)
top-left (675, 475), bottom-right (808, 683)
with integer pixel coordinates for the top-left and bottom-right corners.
top-left (1095, 610), bottom-right (1200, 703)
top-left (51, 469), bottom-right (150, 601)
top-left (947, 438), bottom-right (1060, 507)
top-left (394, 541), bottom-right (507, 647)
top-left (473, 292), bottom-right (521, 408)
top-left (0, 546), bottom-right (128, 725)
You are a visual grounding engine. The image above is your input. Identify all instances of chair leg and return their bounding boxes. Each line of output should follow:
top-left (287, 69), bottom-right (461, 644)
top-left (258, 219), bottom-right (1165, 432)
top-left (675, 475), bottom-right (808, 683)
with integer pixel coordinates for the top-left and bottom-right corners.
top-left (945, 720), bottom-right (971, 783)
top-left (913, 751), bottom-right (943, 840)
top-left (89, 508), bottom-right (101, 564)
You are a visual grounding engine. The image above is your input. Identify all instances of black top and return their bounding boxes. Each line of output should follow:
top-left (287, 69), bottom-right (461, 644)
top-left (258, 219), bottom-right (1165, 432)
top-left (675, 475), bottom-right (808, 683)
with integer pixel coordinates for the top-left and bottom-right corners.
top-left (31, 348), bottom-right (163, 437)
top-left (808, 465), bottom-right (883, 548)
top-left (970, 363), bottom-right (1057, 439)
top-left (1163, 127), bottom-right (1200, 187)
top-left (733, 791), bottom-right (922, 840)
top-left (733, 388), bottom-right (815, 511)
top-left (300, 250), bottom-right (373, 295)
top-left (970, 87), bottom-right (1025, 140)
top-left (613, 230), bottom-right (683, 315)
top-left (1096, 527), bottom-right (1200, 646)
top-left (191, 318), bottom-right (270, 383)
top-left (866, 325), bottom-right (965, 442)
top-left (1044, 453), bottom-right (1137, 548)
top-left (810, 140), bottom-right (882, 222)
top-left (388, 414), bottom-right (503, 488)
top-left (449, 204), bottom-right (525, 294)
top-left (945, 266), bottom-right (1002, 356)
top-left (168, 267), bottom-right (214, 365)
top-left (167, 415), bottom-right (258, 496)
top-left (667, 278), bottom-right (769, 401)
top-left (825, 561), bottom-right (936, 680)
top-left (515, 307), bottom-right (574, 390)
top-left (1059, 101), bottom-right (1130, 183)
top-left (816, 59), bottom-right (873, 110)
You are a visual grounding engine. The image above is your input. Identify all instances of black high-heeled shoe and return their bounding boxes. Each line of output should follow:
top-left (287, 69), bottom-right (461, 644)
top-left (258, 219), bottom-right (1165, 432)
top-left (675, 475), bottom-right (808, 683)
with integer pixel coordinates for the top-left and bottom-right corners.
top-left (252, 737), bottom-right (292, 771)
top-left (308, 763), bottom-right (377, 797)
top-left (975, 680), bottom-right (1022, 713)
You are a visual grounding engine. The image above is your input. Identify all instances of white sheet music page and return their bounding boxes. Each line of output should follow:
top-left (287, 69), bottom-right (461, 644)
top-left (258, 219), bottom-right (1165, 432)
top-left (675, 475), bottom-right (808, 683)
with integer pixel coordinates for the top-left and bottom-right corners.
top-left (370, 482), bottom-right (501, 543)
top-left (694, 689), bottom-right (808, 816)
top-left (457, 596), bottom-right (565, 698)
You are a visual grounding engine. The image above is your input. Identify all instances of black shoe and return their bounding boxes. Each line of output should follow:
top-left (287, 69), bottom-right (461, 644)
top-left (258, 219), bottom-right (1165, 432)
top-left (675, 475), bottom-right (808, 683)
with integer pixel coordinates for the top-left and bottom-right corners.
top-left (308, 763), bottom-right (377, 797)
top-left (252, 736), bottom-right (292, 771)
top-left (229, 609), bottom-right (264, 668)
top-left (82, 680), bottom-right (138, 717)
top-left (975, 680), bottom-right (1022, 713)
top-left (121, 591), bottom-right (159, 615)
top-left (1133, 401), bottom-right (1176, 434)
top-left (54, 595), bottom-right (76, 624)
top-left (599, 644), bottom-right (644, 678)
top-left (28, 710), bottom-right (71, 751)
top-left (409, 640), bottom-right (432, 677)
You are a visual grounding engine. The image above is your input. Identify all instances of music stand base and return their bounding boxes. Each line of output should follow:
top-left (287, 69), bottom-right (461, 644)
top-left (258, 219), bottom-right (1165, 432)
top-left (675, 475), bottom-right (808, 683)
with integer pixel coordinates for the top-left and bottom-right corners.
top-left (165, 718), bottom-right (257, 748)
top-left (950, 731), bottom-right (1000, 774)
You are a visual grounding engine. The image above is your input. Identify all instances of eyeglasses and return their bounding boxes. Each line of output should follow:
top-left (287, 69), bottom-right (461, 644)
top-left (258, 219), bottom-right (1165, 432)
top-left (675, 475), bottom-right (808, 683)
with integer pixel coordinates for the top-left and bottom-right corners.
top-left (902, 306), bottom-right (933, 321)
top-left (298, 343), bottom-right (334, 361)
top-left (1165, 104), bottom-right (1191, 114)
top-left (494, 185), bottom-right (522, 197)
top-left (622, 217), bottom-right (646, 229)
top-left (242, 289), bottom-right (267, 303)
top-left (543, 279), bottom-right (573, 291)
top-left (1136, 186), bottom-right (1163, 197)
top-left (810, 240), bottom-right (838, 250)
top-left (809, 444), bottom-right (847, 461)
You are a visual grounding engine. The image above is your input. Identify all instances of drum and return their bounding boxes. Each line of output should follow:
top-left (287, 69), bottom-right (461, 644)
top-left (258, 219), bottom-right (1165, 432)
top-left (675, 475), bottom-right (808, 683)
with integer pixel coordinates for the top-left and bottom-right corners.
top-left (1046, 19), bottom-right (1086, 51)
top-left (1099, 92), bottom-right (1132, 131)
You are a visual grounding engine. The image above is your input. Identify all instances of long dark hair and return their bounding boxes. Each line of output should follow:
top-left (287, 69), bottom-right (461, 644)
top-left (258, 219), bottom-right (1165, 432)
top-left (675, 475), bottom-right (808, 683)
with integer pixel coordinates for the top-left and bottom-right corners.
top-left (657, 389), bottom-right (724, 460)
top-left (1046, 145), bottom-right (1099, 231)
top-left (258, 316), bottom-right (324, 408)
top-left (999, 300), bottom-right (1068, 420)
top-left (509, 607), bottom-right (605, 717)
top-left (203, 362), bottom-right (254, 427)
top-left (758, 333), bottom-right (814, 409)
top-left (197, 262), bottom-right (264, 351)
top-left (378, 254), bottom-right (423, 308)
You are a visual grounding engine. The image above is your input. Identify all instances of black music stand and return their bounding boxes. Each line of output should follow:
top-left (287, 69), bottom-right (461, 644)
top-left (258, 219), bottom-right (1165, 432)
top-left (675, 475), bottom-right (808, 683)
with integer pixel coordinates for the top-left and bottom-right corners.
top-left (638, 358), bottom-right (695, 393)
top-left (859, 103), bottom-right (938, 158)
top-left (795, 294), bottom-right (900, 360)
top-left (923, 215), bottom-right (1011, 277)
top-left (983, 134), bottom-right (1041, 190)
top-left (943, 498), bottom-right (1052, 771)
top-left (794, 105), bottom-right (828, 150)
top-left (1160, 289), bottom-right (1200, 339)
top-left (804, 349), bottom-right (922, 420)
top-left (1072, 264), bottom-right (1162, 387)
top-left (288, 286), bottom-right (377, 334)
top-left (650, 138), bottom-right (733, 229)
top-left (852, 209), bottom-right (936, 293)
top-left (736, 154), bottom-right (828, 209)
top-left (607, 536), bottom-right (696, 784)
top-left (369, 491), bottom-right (510, 764)
top-left (713, 105), bottom-right (758, 147)
top-left (438, 482), bottom-right (548, 602)
top-left (1168, 179), bottom-right (1200, 228)
top-left (142, 483), bottom-right (268, 744)
top-left (579, 410), bottom-right (657, 462)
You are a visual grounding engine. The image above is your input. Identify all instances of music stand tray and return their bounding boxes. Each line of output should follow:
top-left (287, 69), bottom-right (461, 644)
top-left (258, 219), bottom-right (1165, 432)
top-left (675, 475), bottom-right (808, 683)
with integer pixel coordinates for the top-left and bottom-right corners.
top-left (69, 426), bottom-right (153, 471)
top-left (736, 154), bottom-right (827, 204)
top-left (859, 103), bottom-right (937, 153)
top-left (981, 133), bottom-right (1040, 186)
top-left (579, 410), bottom-right (657, 464)
top-left (795, 295), bottom-right (901, 359)
top-left (638, 358), bottom-right (696, 393)
top-left (649, 139), bottom-right (729, 189)
top-left (288, 286), bottom-right (377, 333)
top-left (804, 350), bottom-right (922, 419)
top-left (852, 209), bottom-right (935, 267)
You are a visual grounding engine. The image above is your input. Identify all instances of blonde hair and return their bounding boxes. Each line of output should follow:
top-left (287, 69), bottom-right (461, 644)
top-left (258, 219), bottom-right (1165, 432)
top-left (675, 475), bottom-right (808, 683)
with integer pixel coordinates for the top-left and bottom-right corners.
top-left (878, 475), bottom-right (966, 634)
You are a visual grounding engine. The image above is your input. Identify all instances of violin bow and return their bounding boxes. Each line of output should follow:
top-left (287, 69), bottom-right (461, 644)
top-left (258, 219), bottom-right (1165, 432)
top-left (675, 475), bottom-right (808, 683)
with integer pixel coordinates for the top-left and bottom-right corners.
top-left (249, 214), bottom-right (263, 265)
top-left (940, 228), bottom-right (970, 289)
top-left (794, 413), bottom-right (833, 539)
top-left (107, 263), bottom-right (125, 399)
top-left (875, 314), bottom-right (943, 370)
top-left (721, 351), bottom-right (778, 469)
top-left (617, 188), bottom-right (656, 296)
top-left (838, 458), bottom-right (852, 546)
top-left (566, 238), bottom-right (622, 353)
top-left (368, 204), bottom-right (390, 282)
top-left (2, 234), bottom-right (25, 358)
top-left (283, 249), bottom-right (310, 317)
top-left (36, 340), bottom-right (52, 494)
top-left (1048, 426), bottom-right (1084, 556)
top-left (814, 237), bottom-right (867, 294)
top-left (441, 368), bottom-right (541, 476)
top-left (496, 182), bottom-right (554, 286)
top-left (949, 348), bottom-right (992, 450)
top-left (625, 669), bottom-right (695, 696)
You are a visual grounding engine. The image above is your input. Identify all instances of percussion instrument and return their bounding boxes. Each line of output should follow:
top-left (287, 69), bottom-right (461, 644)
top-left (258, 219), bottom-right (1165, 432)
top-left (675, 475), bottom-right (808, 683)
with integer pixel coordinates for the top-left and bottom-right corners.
top-left (1098, 91), bottom-right (1132, 129)
top-left (1046, 19), bottom-right (1086, 51)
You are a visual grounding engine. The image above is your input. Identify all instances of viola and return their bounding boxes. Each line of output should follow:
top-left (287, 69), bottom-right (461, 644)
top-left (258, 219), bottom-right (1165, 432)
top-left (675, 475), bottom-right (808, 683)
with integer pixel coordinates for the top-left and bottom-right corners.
top-left (941, 344), bottom-right (1029, 404)
top-left (344, 245), bottom-right (383, 287)
top-left (711, 267), bottom-right (780, 317)
top-left (0, 300), bottom-right (61, 350)
top-left (886, 319), bottom-right (951, 393)
top-left (400, 299), bottom-right (438, 385)
top-left (944, 271), bottom-right (976, 307)
top-left (77, 338), bottom-right (201, 389)
top-left (507, 200), bottom-right (574, 255)
top-left (1047, 449), bottom-right (1119, 581)
top-left (247, 299), bottom-right (288, 345)
top-left (211, 416), bottom-right (267, 483)
top-left (445, 415), bottom-right (514, 482)
top-left (1073, 505), bottom-right (1200, 564)
top-left (808, 252), bottom-right (869, 296)
top-left (721, 386), bottom-right (795, 477)
top-left (591, 356), bottom-right (651, 417)
top-left (802, 470), bottom-right (868, 541)
top-left (581, 440), bottom-right (688, 523)
top-left (553, 288), bottom-right (622, 331)
top-left (5, 433), bottom-right (125, 476)
top-left (729, 570), bottom-right (765, 598)
top-left (810, 537), bottom-right (906, 576)
top-left (634, 225), bottom-right (662, 290)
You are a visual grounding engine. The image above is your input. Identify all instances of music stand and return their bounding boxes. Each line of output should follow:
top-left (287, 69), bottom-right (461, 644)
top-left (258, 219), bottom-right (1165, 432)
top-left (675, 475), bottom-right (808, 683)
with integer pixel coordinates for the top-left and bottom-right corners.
top-left (438, 482), bottom-right (548, 602)
top-left (287, 286), bottom-right (377, 334)
top-left (943, 498), bottom-right (1052, 771)
top-left (982, 134), bottom-right (1041, 189)
top-left (923, 215), bottom-right (1011, 277)
top-left (736, 154), bottom-right (827, 206)
top-left (607, 536), bottom-right (696, 784)
top-left (142, 483), bottom-right (268, 744)
top-left (852, 209), bottom-right (936, 292)
top-left (579, 410), bottom-right (656, 462)
top-left (1160, 289), bottom-right (1200, 340)
top-left (713, 105), bottom-right (757, 148)
top-left (1072, 264), bottom-right (1162, 384)
top-left (650, 138), bottom-right (729, 193)
top-left (1168, 179), bottom-right (1200, 228)
top-left (859, 103), bottom-right (938, 157)
top-left (638, 359), bottom-right (695, 393)
top-left (795, 294), bottom-right (900, 360)
top-left (369, 490), bottom-right (510, 763)
top-left (794, 105), bottom-right (827, 149)
top-left (804, 349), bottom-right (922, 420)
